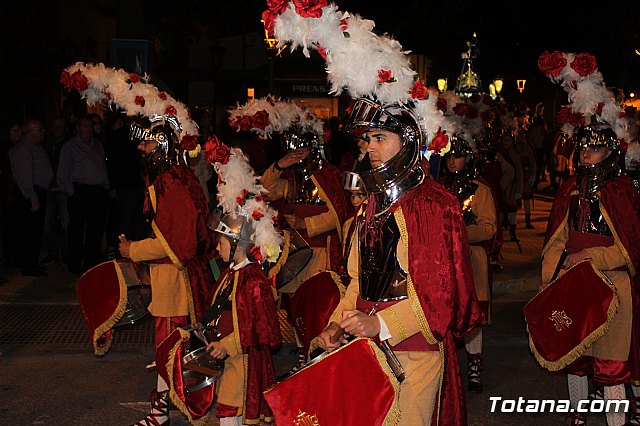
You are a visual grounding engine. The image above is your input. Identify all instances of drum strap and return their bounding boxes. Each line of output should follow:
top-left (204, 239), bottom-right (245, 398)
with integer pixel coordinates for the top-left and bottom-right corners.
top-left (202, 272), bottom-right (234, 327)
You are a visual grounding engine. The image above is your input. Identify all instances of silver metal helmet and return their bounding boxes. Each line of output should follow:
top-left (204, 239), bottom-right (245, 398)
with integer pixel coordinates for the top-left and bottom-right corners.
top-left (129, 114), bottom-right (183, 183)
top-left (208, 210), bottom-right (255, 261)
top-left (342, 171), bottom-right (363, 192)
top-left (344, 98), bottom-right (425, 216)
top-left (573, 118), bottom-right (621, 195)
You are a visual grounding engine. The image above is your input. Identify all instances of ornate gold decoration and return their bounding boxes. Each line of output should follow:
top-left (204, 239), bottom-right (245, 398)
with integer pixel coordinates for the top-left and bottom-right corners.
top-left (549, 310), bottom-right (572, 331)
top-left (293, 410), bottom-right (319, 426)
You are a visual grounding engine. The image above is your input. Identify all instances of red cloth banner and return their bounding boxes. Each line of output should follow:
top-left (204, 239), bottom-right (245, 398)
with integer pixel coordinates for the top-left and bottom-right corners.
top-left (263, 338), bottom-right (399, 425)
top-left (524, 260), bottom-right (618, 371)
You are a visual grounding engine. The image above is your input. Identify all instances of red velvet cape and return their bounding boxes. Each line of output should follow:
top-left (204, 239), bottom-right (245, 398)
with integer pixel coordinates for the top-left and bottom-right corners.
top-left (214, 263), bottom-right (282, 422)
top-left (390, 177), bottom-right (482, 426)
top-left (150, 165), bottom-right (217, 321)
top-left (543, 174), bottom-right (640, 381)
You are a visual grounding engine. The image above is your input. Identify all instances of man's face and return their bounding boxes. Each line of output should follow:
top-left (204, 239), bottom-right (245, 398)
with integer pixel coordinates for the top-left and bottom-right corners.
top-left (9, 124), bottom-right (22, 143)
top-left (364, 129), bottom-right (402, 168)
top-left (25, 121), bottom-right (45, 144)
top-left (137, 140), bottom-right (158, 157)
top-left (77, 119), bottom-right (93, 142)
top-left (579, 146), bottom-right (611, 166)
top-left (51, 118), bottom-right (67, 141)
top-left (446, 155), bottom-right (468, 173)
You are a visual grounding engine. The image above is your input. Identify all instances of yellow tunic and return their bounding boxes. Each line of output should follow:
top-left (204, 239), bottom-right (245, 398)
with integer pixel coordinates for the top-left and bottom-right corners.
top-left (541, 210), bottom-right (632, 361)
top-left (129, 238), bottom-right (189, 317)
top-left (466, 181), bottom-right (497, 302)
top-left (261, 164), bottom-right (338, 293)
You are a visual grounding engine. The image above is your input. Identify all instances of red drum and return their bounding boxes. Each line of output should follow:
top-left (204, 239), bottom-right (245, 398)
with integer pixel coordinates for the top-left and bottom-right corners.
top-left (263, 338), bottom-right (399, 426)
top-left (289, 271), bottom-right (345, 355)
top-left (523, 260), bottom-right (618, 371)
top-left (76, 259), bottom-right (150, 356)
top-left (155, 327), bottom-right (216, 425)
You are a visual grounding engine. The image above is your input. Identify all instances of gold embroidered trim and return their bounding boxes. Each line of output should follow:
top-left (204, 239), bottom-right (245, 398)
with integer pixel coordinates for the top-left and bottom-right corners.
top-left (600, 205), bottom-right (636, 277)
top-left (268, 229), bottom-right (290, 280)
top-left (386, 308), bottom-right (406, 342)
top-left (394, 207), bottom-right (437, 345)
top-left (311, 175), bottom-right (342, 243)
top-left (526, 260), bottom-right (620, 371)
top-left (364, 339), bottom-right (400, 426)
top-left (92, 260), bottom-right (128, 356)
top-left (165, 329), bottom-right (213, 426)
top-left (541, 193), bottom-right (571, 257)
top-left (435, 342), bottom-right (445, 426)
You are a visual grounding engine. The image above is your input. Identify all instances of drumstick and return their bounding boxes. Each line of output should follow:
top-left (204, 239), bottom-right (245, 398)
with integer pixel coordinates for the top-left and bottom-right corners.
top-left (550, 249), bottom-right (568, 282)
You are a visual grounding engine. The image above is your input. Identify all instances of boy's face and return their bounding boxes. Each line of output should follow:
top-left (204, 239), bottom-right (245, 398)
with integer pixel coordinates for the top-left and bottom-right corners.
top-left (350, 191), bottom-right (367, 210)
top-left (216, 235), bottom-right (232, 262)
top-left (446, 155), bottom-right (467, 173)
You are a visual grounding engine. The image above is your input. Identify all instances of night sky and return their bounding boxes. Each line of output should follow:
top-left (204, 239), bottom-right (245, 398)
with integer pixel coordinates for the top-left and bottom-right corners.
top-left (206, 1), bottom-right (640, 103)
top-left (2, 1), bottom-right (640, 125)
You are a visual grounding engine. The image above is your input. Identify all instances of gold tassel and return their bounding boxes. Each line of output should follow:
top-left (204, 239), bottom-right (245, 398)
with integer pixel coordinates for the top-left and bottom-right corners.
top-left (92, 260), bottom-right (128, 356)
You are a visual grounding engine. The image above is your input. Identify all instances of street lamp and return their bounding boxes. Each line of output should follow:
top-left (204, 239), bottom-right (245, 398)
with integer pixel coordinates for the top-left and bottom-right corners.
top-left (517, 79), bottom-right (526, 93)
top-left (261, 20), bottom-right (279, 50)
top-left (493, 77), bottom-right (503, 97)
top-left (437, 78), bottom-right (448, 93)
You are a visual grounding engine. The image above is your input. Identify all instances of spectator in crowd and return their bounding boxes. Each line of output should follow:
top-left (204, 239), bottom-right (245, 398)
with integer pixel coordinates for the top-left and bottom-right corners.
top-left (57, 116), bottom-right (109, 274)
top-left (0, 121), bottom-right (23, 268)
top-left (41, 117), bottom-right (70, 265)
top-left (528, 102), bottom-right (548, 189)
top-left (9, 118), bottom-right (53, 276)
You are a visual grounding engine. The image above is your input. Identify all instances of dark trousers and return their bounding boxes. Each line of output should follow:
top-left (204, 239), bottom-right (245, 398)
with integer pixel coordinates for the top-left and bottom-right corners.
top-left (67, 184), bottom-right (107, 272)
top-left (535, 148), bottom-right (546, 184)
top-left (17, 187), bottom-right (47, 272)
top-left (0, 183), bottom-right (22, 265)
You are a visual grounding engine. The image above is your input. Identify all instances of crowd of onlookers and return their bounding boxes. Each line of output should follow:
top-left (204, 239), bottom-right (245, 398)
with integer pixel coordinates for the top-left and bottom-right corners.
top-left (0, 100), bottom-right (632, 280)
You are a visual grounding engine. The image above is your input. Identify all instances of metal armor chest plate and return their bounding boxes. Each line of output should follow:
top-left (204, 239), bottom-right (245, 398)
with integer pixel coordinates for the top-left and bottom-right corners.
top-left (569, 196), bottom-right (612, 236)
top-left (358, 214), bottom-right (408, 302)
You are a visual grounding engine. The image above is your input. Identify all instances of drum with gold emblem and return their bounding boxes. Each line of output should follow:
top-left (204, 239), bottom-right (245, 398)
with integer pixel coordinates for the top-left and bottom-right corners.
top-left (263, 338), bottom-right (399, 425)
top-left (523, 260), bottom-right (618, 371)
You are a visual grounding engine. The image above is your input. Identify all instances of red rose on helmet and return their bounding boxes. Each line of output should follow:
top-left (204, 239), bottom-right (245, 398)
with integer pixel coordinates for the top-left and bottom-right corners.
top-left (293, 0), bottom-right (327, 18)
top-left (571, 53), bottom-right (597, 77)
top-left (411, 80), bottom-right (428, 100)
top-left (134, 96), bottom-right (145, 106)
top-left (236, 189), bottom-right (249, 206)
top-left (60, 71), bottom-right (72, 90)
top-left (158, 92), bottom-right (168, 101)
top-left (252, 210), bottom-right (264, 221)
top-left (595, 102), bottom-right (604, 116)
top-left (180, 134), bottom-right (198, 151)
top-left (252, 110), bottom-right (271, 130)
top-left (71, 71), bottom-right (88, 91)
top-left (266, 0), bottom-right (289, 14)
top-left (164, 105), bottom-right (177, 116)
top-left (204, 136), bottom-right (231, 165)
top-left (436, 97), bottom-right (447, 113)
top-left (378, 69), bottom-right (393, 83)
top-left (538, 51), bottom-right (567, 77)
top-left (129, 73), bottom-right (141, 84)
top-left (429, 129), bottom-right (449, 154)
top-left (262, 9), bottom-right (278, 36)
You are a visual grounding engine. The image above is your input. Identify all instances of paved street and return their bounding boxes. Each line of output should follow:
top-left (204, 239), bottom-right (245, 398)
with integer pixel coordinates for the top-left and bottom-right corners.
top-left (0, 184), bottom-right (610, 425)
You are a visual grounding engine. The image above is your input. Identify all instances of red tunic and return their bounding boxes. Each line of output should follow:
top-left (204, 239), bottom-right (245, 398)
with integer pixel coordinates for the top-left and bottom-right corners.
top-left (544, 174), bottom-right (640, 382)
top-left (150, 165), bottom-right (217, 322)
